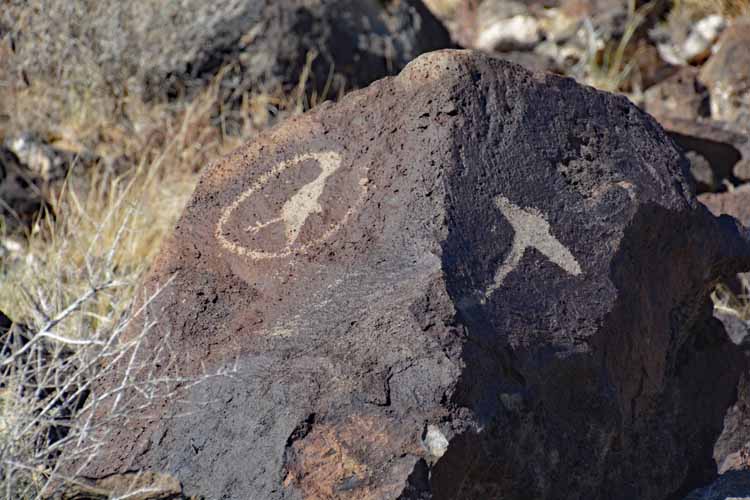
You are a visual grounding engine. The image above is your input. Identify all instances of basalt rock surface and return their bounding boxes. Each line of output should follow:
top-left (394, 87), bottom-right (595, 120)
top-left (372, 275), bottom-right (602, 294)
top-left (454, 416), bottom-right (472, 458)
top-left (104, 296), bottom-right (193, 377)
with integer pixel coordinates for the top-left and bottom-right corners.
top-left (80, 50), bottom-right (750, 500)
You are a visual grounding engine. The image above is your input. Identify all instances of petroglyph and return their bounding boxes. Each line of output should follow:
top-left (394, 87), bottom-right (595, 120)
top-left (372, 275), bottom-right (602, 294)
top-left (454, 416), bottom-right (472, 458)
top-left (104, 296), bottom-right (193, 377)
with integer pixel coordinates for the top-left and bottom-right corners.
top-left (244, 153), bottom-right (343, 243)
top-left (216, 151), bottom-right (368, 260)
top-left (486, 196), bottom-right (582, 298)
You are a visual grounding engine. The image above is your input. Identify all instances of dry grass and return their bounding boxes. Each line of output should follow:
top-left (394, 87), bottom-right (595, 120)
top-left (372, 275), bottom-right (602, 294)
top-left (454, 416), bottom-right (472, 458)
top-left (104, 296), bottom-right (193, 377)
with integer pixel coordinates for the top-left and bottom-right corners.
top-left (675, 0), bottom-right (750, 18)
top-left (0, 30), bottom-right (292, 498)
top-left (0, 86), bottom-right (211, 497)
top-left (0, 2), bottom-right (330, 493)
top-left (713, 276), bottom-right (750, 321)
top-left (580, 0), bottom-right (654, 94)
top-left (423, 0), bottom-right (465, 19)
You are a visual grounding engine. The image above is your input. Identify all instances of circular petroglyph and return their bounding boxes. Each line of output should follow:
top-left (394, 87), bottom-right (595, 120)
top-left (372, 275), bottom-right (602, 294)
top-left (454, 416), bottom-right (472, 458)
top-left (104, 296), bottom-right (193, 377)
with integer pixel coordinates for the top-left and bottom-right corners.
top-left (215, 151), bottom-right (367, 260)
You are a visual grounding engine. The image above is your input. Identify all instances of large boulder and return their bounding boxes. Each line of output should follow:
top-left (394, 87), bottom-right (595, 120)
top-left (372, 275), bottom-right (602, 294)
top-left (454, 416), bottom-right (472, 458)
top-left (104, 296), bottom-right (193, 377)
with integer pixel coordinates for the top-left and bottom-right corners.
top-left (80, 50), bottom-right (750, 499)
top-left (5, 0), bottom-right (451, 101)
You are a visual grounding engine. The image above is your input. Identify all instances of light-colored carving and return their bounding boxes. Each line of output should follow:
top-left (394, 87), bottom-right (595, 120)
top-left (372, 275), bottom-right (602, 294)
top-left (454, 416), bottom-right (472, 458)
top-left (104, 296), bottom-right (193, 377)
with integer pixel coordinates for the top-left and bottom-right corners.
top-left (244, 151), bottom-right (342, 243)
top-left (216, 151), bottom-right (367, 260)
top-left (486, 196), bottom-right (582, 298)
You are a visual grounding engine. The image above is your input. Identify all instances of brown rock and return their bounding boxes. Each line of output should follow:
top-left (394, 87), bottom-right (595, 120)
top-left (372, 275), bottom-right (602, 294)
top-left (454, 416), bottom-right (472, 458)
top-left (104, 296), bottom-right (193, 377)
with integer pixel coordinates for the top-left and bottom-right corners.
top-left (715, 371), bottom-right (750, 475)
top-left (735, 159), bottom-right (750, 182)
top-left (77, 50), bottom-right (750, 500)
top-left (699, 184), bottom-right (750, 227)
top-left (473, 1), bottom-right (541, 52)
top-left (643, 66), bottom-right (710, 121)
top-left (687, 151), bottom-right (718, 192)
top-left (649, 115), bottom-right (750, 192)
top-left (699, 20), bottom-right (750, 125)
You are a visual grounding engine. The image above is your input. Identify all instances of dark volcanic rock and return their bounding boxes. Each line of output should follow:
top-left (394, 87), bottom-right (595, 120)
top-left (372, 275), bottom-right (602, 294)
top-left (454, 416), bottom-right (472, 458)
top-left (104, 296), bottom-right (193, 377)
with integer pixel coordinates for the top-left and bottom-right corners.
top-left (82, 50), bottom-right (750, 500)
top-left (0, 146), bottom-right (47, 232)
top-left (167, 0), bottom-right (452, 99)
top-left (0, 310), bottom-right (11, 335)
top-left (683, 470), bottom-right (750, 499)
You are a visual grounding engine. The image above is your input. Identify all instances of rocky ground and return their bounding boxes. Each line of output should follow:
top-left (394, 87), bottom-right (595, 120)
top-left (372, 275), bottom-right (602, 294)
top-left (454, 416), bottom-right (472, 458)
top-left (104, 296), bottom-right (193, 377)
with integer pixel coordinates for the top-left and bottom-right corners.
top-left (1, 0), bottom-right (750, 499)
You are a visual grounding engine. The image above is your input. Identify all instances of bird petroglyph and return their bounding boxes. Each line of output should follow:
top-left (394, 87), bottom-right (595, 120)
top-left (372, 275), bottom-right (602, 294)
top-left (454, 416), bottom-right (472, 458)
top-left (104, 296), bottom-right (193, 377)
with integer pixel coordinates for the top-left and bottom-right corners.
top-left (216, 151), bottom-right (368, 260)
top-left (486, 196), bottom-right (582, 298)
top-left (244, 151), bottom-right (342, 243)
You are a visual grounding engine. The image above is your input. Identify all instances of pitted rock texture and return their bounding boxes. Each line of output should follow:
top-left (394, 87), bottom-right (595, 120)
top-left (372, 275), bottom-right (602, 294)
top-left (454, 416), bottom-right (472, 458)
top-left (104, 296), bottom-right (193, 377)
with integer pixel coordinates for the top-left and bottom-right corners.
top-left (83, 50), bottom-right (750, 500)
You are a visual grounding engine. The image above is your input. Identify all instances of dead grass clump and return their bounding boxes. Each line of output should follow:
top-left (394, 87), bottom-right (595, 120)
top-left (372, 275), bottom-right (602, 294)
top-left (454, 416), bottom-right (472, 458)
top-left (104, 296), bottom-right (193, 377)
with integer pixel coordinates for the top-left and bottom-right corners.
top-left (581, 0), bottom-right (655, 94)
top-left (713, 276), bottom-right (750, 321)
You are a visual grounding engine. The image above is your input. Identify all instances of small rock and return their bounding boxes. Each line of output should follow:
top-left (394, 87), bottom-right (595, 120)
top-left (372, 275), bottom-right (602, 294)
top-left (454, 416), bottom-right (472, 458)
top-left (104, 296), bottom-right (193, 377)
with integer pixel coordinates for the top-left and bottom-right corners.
top-left (643, 66), bottom-right (710, 121)
top-left (5, 133), bottom-right (66, 182)
top-left (0, 146), bottom-right (47, 233)
top-left (471, 1), bottom-right (542, 53)
top-left (4, 133), bottom-right (99, 183)
top-left (735, 160), bottom-right (750, 182)
top-left (699, 184), bottom-right (750, 228)
top-left (699, 20), bottom-right (750, 125)
top-left (684, 15), bottom-right (727, 62)
top-left (649, 116), bottom-right (750, 192)
top-left (0, 237), bottom-right (23, 260)
top-left (538, 8), bottom-right (581, 44)
top-left (476, 15), bottom-right (542, 52)
top-left (687, 151), bottom-right (717, 192)
top-left (655, 14), bottom-right (726, 65)
top-left (423, 425), bottom-right (449, 458)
